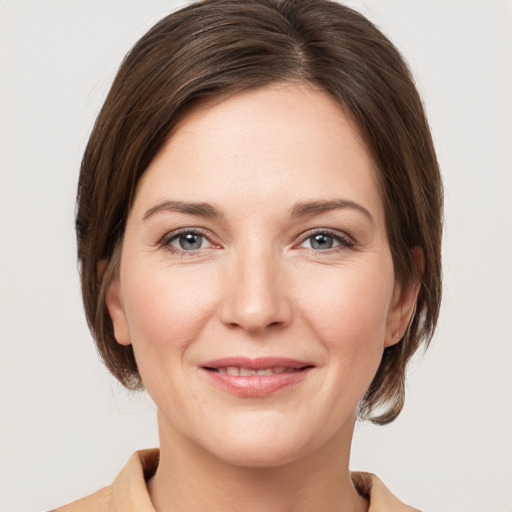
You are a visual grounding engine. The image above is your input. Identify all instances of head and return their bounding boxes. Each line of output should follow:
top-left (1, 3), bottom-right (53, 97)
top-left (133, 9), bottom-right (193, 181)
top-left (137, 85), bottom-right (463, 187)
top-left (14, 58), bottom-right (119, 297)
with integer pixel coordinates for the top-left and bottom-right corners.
top-left (77, 0), bottom-right (442, 426)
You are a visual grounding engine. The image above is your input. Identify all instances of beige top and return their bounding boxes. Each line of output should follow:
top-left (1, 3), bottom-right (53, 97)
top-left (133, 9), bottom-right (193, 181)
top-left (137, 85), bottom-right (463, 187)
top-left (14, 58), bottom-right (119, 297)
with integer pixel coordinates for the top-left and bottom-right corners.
top-left (52, 449), bottom-right (420, 512)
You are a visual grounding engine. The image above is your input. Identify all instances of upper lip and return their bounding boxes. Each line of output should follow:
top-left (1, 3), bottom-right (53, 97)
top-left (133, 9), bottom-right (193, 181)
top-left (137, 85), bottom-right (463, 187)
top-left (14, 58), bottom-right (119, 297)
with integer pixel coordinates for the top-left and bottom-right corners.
top-left (200, 357), bottom-right (313, 370)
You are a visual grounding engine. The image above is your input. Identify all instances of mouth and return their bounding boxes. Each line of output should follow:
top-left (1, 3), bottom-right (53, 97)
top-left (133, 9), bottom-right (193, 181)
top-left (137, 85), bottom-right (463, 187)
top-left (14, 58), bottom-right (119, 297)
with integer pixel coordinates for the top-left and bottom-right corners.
top-left (206, 366), bottom-right (307, 375)
top-left (200, 357), bottom-right (314, 397)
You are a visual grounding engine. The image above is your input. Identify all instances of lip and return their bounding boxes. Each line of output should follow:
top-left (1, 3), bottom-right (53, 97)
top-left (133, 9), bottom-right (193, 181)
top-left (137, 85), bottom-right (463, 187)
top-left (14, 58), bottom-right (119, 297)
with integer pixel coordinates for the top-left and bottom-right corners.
top-left (200, 357), bottom-right (314, 397)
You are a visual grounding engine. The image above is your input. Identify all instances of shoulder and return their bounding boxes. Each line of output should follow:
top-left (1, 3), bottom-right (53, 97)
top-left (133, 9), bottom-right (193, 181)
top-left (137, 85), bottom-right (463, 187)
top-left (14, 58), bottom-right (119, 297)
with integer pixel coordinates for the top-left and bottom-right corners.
top-left (351, 471), bottom-right (422, 512)
top-left (50, 485), bottom-right (113, 512)
top-left (50, 449), bottom-right (159, 512)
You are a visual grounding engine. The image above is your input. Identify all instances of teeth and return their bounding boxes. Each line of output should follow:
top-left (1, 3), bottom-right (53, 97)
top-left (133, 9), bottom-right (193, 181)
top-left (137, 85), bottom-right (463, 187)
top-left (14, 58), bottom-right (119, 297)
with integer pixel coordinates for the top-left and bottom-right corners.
top-left (256, 369), bottom-right (273, 375)
top-left (215, 366), bottom-right (296, 375)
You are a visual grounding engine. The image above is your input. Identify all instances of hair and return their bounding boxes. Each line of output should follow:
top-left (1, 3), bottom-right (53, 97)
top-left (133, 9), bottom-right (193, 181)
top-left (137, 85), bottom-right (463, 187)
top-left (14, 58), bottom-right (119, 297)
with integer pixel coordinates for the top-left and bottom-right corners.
top-left (76, 0), bottom-right (443, 425)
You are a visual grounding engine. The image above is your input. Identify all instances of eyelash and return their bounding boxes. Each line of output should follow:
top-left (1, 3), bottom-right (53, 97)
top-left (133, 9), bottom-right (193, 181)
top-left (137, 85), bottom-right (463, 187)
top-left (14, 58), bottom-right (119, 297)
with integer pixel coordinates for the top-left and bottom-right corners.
top-left (297, 228), bottom-right (355, 253)
top-left (158, 228), bottom-right (355, 255)
top-left (159, 228), bottom-right (218, 255)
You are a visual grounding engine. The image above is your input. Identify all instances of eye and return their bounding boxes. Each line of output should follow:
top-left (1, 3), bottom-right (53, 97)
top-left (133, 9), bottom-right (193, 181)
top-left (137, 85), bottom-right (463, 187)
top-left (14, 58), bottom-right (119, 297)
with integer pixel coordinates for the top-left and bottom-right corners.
top-left (161, 229), bottom-right (216, 252)
top-left (173, 232), bottom-right (206, 250)
top-left (299, 230), bottom-right (354, 251)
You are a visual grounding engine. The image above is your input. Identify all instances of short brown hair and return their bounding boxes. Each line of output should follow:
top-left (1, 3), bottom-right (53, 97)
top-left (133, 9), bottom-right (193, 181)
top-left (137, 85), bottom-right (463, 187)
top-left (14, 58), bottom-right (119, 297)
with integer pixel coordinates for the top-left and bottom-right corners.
top-left (76, 0), bottom-right (442, 425)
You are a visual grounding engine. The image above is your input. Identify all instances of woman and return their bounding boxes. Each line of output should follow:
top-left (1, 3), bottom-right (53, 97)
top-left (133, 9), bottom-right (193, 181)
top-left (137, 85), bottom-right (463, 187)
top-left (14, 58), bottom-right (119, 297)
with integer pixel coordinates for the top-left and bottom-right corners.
top-left (54, 0), bottom-right (442, 510)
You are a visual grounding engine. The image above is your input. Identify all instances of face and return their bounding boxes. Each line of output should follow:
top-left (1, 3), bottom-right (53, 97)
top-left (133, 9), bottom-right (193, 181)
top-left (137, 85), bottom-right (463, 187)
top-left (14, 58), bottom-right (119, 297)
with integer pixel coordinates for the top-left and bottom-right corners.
top-left (107, 83), bottom-right (414, 467)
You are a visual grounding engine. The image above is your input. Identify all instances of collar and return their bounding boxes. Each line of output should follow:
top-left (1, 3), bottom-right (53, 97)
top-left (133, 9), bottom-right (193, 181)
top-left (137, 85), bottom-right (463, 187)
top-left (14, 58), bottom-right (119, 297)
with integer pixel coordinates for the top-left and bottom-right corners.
top-left (107, 449), bottom-right (419, 512)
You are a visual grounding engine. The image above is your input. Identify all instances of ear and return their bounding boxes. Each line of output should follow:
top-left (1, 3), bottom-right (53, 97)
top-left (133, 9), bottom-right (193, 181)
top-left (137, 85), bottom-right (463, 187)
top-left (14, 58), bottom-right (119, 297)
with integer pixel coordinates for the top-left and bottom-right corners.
top-left (105, 274), bottom-right (132, 346)
top-left (384, 247), bottom-right (424, 347)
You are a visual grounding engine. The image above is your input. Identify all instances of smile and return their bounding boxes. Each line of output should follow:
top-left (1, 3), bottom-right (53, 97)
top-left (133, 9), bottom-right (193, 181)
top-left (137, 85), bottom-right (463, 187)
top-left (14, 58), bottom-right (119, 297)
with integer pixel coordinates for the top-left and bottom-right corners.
top-left (200, 357), bottom-right (314, 397)
top-left (208, 366), bottom-right (303, 375)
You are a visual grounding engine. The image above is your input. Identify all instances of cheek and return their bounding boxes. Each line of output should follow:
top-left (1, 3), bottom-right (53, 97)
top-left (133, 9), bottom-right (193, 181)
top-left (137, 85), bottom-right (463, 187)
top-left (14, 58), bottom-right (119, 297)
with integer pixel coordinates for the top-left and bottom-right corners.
top-left (120, 262), bottom-right (218, 358)
top-left (295, 262), bottom-right (394, 365)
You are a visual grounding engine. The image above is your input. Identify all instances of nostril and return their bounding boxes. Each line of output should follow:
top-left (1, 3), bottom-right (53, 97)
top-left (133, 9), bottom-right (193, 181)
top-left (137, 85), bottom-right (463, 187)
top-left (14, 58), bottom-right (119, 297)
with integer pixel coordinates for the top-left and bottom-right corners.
top-left (218, 281), bottom-right (293, 333)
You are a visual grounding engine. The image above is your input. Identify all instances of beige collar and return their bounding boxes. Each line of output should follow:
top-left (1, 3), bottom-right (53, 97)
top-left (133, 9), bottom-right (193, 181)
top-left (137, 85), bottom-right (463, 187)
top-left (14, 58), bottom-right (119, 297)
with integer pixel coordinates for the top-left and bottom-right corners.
top-left (55, 448), bottom-right (420, 511)
top-left (350, 470), bottom-right (421, 511)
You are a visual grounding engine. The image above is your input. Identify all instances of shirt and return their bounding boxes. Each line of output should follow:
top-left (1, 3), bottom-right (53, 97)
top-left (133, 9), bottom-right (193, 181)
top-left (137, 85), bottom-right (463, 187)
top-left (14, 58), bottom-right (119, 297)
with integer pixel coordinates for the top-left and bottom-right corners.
top-left (51, 449), bottom-right (420, 511)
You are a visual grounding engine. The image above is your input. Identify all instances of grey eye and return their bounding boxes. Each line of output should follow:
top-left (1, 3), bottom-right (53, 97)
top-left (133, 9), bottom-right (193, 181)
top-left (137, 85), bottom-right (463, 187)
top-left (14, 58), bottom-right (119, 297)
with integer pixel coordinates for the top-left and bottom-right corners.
top-left (309, 233), bottom-right (335, 250)
top-left (175, 233), bottom-right (205, 250)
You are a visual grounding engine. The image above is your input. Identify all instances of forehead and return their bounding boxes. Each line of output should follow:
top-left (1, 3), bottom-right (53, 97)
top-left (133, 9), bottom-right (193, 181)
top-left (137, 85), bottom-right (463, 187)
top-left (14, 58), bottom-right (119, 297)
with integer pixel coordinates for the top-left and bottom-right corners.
top-left (132, 83), bottom-right (383, 224)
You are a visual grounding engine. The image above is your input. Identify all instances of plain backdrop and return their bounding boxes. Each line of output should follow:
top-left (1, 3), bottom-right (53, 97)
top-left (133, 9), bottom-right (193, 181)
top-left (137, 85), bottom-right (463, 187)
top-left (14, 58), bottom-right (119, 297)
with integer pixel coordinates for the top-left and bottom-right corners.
top-left (1, 1), bottom-right (511, 511)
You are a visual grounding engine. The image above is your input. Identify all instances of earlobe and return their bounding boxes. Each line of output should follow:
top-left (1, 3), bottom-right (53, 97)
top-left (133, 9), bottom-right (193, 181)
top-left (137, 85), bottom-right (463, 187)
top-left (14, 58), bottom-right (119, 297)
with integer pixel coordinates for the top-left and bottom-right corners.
top-left (385, 247), bottom-right (423, 347)
top-left (105, 276), bottom-right (132, 346)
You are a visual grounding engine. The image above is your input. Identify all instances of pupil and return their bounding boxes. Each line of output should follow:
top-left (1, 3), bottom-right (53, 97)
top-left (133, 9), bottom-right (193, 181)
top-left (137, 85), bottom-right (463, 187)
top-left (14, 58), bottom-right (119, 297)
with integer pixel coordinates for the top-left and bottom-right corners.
top-left (179, 233), bottom-right (202, 250)
top-left (312, 234), bottom-right (333, 250)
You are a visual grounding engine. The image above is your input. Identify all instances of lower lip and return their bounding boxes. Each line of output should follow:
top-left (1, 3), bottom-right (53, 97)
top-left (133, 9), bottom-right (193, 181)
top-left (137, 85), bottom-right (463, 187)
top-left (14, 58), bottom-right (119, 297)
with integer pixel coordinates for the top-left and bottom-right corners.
top-left (201, 368), bottom-right (312, 397)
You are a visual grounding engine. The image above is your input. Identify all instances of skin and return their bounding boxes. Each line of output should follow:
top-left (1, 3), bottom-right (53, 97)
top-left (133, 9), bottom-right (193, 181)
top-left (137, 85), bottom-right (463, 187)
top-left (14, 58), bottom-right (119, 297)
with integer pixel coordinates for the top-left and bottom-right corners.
top-left (106, 83), bottom-right (419, 512)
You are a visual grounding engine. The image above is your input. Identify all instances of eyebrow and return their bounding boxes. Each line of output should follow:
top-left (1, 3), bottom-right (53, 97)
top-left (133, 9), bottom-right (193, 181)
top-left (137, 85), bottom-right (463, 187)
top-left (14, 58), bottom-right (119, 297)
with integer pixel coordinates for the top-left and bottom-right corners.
top-left (290, 199), bottom-right (373, 222)
top-left (143, 198), bottom-right (373, 222)
top-left (143, 200), bottom-right (223, 221)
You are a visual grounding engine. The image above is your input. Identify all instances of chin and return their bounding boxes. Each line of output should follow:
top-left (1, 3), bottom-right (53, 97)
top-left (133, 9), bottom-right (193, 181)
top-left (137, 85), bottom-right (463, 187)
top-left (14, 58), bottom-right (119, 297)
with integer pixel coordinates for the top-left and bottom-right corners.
top-left (193, 414), bottom-right (337, 469)
top-left (208, 437), bottom-right (309, 468)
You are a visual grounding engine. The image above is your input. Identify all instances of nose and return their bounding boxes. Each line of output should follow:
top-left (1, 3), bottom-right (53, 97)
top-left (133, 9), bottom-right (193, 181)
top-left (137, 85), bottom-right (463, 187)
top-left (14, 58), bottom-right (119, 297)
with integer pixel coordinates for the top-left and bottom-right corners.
top-left (219, 246), bottom-right (293, 334)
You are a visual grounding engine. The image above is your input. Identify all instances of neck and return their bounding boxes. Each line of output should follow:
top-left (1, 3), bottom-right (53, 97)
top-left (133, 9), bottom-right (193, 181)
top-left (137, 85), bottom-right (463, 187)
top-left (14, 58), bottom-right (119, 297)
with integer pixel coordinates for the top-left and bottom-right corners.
top-left (148, 411), bottom-right (368, 512)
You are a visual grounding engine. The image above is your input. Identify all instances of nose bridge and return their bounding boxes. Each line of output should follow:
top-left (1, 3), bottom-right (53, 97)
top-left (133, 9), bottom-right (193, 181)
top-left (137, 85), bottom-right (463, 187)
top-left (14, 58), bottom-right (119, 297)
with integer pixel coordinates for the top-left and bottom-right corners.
top-left (220, 238), bottom-right (291, 333)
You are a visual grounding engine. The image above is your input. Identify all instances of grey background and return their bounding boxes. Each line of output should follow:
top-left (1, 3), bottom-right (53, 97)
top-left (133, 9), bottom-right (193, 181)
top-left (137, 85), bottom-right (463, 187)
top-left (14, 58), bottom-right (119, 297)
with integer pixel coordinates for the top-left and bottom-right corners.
top-left (1, 1), bottom-right (511, 510)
